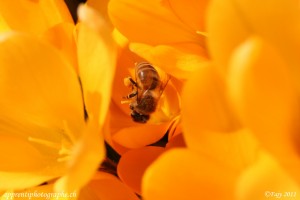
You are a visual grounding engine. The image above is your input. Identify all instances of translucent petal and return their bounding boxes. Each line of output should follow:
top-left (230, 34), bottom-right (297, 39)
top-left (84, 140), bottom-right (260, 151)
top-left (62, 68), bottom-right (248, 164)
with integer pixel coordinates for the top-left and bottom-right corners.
top-left (77, 5), bottom-right (117, 126)
top-left (228, 36), bottom-right (300, 181)
top-left (182, 64), bottom-right (259, 170)
top-left (54, 120), bottom-right (105, 193)
top-left (0, 0), bottom-right (73, 34)
top-left (42, 22), bottom-right (78, 72)
top-left (108, 0), bottom-right (203, 45)
top-left (0, 32), bottom-right (84, 140)
top-left (130, 42), bottom-right (208, 79)
top-left (236, 152), bottom-right (300, 200)
top-left (207, 0), bottom-right (300, 84)
top-left (117, 146), bottom-right (164, 194)
top-left (0, 32), bottom-right (83, 189)
top-left (232, 0), bottom-right (300, 93)
top-left (142, 148), bottom-right (236, 200)
top-left (182, 63), bottom-right (241, 136)
top-left (86, 0), bottom-right (113, 29)
top-left (206, 0), bottom-right (249, 75)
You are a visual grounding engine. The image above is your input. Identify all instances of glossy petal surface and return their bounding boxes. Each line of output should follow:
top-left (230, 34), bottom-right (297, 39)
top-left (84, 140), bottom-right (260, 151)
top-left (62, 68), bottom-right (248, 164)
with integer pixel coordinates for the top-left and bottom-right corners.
top-left (142, 148), bottom-right (236, 200)
top-left (117, 146), bottom-right (165, 194)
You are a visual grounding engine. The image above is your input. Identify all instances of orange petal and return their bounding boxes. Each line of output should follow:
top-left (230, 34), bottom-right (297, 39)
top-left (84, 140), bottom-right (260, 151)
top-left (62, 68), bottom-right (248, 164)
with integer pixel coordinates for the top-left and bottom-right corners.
top-left (112, 123), bottom-right (169, 149)
top-left (236, 151), bottom-right (300, 200)
top-left (130, 42), bottom-right (208, 80)
top-left (0, 0), bottom-right (72, 34)
top-left (110, 88), bottom-right (173, 149)
top-left (111, 43), bottom-right (141, 116)
top-left (142, 148), bottom-right (236, 200)
top-left (42, 22), bottom-right (78, 73)
top-left (228, 36), bottom-right (300, 181)
top-left (165, 133), bottom-right (186, 150)
top-left (108, 0), bottom-right (202, 45)
top-left (80, 172), bottom-right (139, 200)
top-left (163, 0), bottom-right (209, 32)
top-left (117, 146), bottom-right (165, 194)
top-left (77, 4), bottom-right (117, 126)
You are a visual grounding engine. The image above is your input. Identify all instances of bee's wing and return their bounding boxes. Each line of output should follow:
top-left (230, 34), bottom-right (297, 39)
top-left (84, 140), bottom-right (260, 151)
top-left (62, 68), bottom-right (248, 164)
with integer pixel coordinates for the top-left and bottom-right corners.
top-left (134, 62), bottom-right (143, 102)
top-left (155, 65), bottom-right (171, 98)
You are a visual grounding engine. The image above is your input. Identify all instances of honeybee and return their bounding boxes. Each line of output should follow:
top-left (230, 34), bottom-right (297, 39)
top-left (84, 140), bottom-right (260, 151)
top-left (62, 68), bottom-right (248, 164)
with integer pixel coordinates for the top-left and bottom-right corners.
top-left (122, 62), bottom-right (170, 123)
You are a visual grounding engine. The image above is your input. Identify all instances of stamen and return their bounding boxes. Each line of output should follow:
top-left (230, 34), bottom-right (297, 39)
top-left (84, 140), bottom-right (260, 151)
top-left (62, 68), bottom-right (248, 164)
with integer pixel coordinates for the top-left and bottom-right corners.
top-left (196, 31), bottom-right (208, 37)
top-left (59, 146), bottom-right (72, 156)
top-left (28, 137), bottom-right (61, 149)
top-left (62, 120), bottom-right (76, 144)
top-left (57, 155), bottom-right (71, 162)
top-left (121, 99), bottom-right (131, 104)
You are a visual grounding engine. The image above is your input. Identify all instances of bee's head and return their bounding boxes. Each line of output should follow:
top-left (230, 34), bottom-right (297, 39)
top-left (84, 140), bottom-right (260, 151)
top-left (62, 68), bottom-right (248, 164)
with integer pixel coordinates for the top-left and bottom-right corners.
top-left (131, 111), bottom-right (149, 123)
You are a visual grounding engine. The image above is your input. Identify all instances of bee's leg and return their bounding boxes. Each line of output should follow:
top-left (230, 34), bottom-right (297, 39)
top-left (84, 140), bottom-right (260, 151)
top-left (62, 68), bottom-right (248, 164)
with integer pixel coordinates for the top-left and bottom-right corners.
top-left (124, 77), bottom-right (137, 88)
top-left (121, 91), bottom-right (138, 104)
top-left (127, 91), bottom-right (137, 99)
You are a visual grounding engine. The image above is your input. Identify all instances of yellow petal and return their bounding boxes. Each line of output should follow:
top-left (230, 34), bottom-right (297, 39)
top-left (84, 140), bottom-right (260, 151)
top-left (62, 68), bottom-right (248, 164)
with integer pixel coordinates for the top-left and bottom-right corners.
top-left (79, 172), bottom-right (139, 200)
top-left (108, 0), bottom-right (202, 45)
top-left (77, 4), bottom-right (117, 126)
top-left (0, 0), bottom-right (73, 34)
top-left (130, 43), bottom-right (208, 80)
top-left (206, 0), bottom-right (249, 74)
top-left (86, 0), bottom-right (113, 29)
top-left (182, 63), bottom-right (241, 138)
top-left (232, 0), bottom-right (300, 92)
top-left (117, 146), bottom-right (165, 194)
top-left (228, 36), bottom-right (300, 181)
top-left (42, 22), bottom-right (78, 73)
top-left (207, 0), bottom-right (300, 84)
top-left (54, 119), bottom-right (105, 193)
top-left (142, 148), bottom-right (236, 200)
top-left (182, 63), bottom-right (259, 170)
top-left (163, 0), bottom-right (209, 32)
top-left (0, 32), bottom-right (84, 139)
top-left (236, 151), bottom-right (300, 200)
top-left (0, 136), bottom-right (60, 190)
top-left (0, 14), bottom-right (10, 33)
top-left (0, 172), bottom-right (55, 191)
top-left (0, 32), bottom-right (84, 189)
top-left (0, 136), bottom-right (44, 171)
